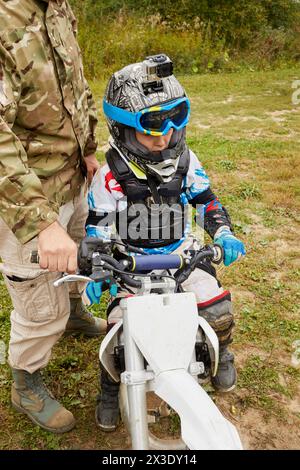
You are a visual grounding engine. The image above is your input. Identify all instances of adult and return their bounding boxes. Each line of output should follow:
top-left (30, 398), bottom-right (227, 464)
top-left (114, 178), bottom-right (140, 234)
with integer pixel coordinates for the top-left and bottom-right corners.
top-left (0, 0), bottom-right (105, 433)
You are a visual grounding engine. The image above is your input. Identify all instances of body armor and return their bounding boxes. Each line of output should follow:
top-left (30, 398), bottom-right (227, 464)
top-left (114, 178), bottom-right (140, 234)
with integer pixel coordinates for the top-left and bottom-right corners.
top-left (106, 147), bottom-right (190, 248)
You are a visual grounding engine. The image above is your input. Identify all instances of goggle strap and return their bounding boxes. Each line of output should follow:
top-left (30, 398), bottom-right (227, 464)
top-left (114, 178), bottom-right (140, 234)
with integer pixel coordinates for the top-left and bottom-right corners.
top-left (103, 101), bottom-right (138, 128)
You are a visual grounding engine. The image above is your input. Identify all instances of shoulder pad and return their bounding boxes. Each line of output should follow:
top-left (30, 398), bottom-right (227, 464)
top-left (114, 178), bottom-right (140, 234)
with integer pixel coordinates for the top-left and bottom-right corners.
top-left (106, 147), bottom-right (132, 182)
top-left (177, 146), bottom-right (190, 174)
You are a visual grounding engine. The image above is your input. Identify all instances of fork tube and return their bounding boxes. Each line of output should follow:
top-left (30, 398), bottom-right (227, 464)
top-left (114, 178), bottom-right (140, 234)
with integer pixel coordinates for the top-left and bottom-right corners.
top-left (123, 309), bottom-right (149, 450)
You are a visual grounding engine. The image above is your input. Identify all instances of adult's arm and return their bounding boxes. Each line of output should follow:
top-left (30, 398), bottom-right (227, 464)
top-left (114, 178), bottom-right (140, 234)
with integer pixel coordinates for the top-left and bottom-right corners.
top-left (0, 42), bottom-right (77, 272)
top-left (0, 42), bottom-right (58, 244)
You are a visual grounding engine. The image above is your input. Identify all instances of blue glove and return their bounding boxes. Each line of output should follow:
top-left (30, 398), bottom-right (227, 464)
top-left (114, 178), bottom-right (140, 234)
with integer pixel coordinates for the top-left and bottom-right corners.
top-left (83, 280), bottom-right (118, 306)
top-left (83, 226), bottom-right (116, 305)
top-left (86, 224), bottom-right (111, 240)
top-left (214, 230), bottom-right (246, 267)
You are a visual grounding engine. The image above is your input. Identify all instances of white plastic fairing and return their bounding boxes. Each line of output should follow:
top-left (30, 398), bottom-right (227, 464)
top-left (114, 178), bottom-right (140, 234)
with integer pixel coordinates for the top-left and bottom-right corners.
top-left (120, 293), bottom-right (199, 374)
top-left (111, 293), bottom-right (243, 450)
top-left (154, 369), bottom-right (243, 450)
top-left (99, 320), bottom-right (123, 382)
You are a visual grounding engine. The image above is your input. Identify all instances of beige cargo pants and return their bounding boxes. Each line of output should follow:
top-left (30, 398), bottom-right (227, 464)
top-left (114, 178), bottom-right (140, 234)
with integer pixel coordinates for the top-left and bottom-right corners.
top-left (0, 185), bottom-right (88, 373)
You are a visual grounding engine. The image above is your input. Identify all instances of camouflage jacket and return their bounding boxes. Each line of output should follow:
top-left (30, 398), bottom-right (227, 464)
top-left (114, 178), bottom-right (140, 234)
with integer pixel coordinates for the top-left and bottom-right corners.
top-left (0, 0), bottom-right (98, 243)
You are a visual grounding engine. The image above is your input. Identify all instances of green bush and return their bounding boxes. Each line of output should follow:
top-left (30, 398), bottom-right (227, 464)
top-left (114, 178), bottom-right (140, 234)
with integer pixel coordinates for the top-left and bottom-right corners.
top-left (68, 0), bottom-right (300, 79)
top-left (76, 13), bottom-right (234, 79)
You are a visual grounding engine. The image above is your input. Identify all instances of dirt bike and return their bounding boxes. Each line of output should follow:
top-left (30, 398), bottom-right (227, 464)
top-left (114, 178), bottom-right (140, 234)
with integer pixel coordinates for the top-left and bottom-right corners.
top-left (35, 237), bottom-right (243, 450)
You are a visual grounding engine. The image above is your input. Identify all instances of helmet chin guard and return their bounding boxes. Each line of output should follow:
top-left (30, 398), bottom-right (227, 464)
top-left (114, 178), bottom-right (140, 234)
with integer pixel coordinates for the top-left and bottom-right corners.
top-left (146, 156), bottom-right (180, 183)
top-left (115, 127), bottom-right (186, 183)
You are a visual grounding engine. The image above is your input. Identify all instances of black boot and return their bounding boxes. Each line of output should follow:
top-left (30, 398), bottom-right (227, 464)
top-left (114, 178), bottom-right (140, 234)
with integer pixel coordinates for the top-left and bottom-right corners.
top-left (95, 368), bottom-right (120, 432)
top-left (211, 346), bottom-right (237, 392)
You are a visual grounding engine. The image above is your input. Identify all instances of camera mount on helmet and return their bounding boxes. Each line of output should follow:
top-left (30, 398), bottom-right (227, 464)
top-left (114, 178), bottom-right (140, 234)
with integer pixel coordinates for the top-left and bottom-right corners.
top-left (142, 54), bottom-right (173, 95)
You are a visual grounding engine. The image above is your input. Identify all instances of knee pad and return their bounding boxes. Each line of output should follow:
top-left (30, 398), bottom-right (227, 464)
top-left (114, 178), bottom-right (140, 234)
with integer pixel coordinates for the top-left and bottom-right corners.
top-left (197, 290), bottom-right (234, 346)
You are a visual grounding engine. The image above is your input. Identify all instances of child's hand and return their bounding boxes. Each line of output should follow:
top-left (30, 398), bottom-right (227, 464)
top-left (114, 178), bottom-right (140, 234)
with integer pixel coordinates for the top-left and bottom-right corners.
top-left (82, 280), bottom-right (118, 306)
top-left (214, 230), bottom-right (246, 266)
top-left (86, 224), bottom-right (111, 240)
top-left (82, 281), bottom-right (103, 306)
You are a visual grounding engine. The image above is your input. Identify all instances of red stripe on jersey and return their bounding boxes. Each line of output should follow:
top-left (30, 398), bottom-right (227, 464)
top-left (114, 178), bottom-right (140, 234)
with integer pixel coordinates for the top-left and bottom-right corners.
top-left (105, 171), bottom-right (122, 193)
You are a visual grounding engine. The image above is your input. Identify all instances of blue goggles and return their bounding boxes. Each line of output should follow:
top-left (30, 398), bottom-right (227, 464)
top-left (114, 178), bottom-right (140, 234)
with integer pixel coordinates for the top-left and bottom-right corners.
top-left (103, 96), bottom-right (190, 136)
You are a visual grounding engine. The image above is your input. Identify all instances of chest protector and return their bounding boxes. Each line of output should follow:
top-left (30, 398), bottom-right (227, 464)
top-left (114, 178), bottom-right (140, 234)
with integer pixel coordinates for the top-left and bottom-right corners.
top-left (106, 147), bottom-right (190, 248)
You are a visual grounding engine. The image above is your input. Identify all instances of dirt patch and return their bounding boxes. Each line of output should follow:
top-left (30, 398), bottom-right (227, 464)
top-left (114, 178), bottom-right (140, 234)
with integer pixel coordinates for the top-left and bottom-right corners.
top-left (288, 384), bottom-right (300, 414)
top-left (233, 345), bottom-right (275, 373)
top-left (266, 109), bottom-right (299, 117)
top-left (195, 122), bottom-right (211, 129)
top-left (230, 287), bottom-right (256, 304)
top-left (268, 237), bottom-right (300, 269)
top-left (210, 114), bottom-right (264, 125)
top-left (238, 409), bottom-right (300, 450)
top-left (248, 223), bottom-right (274, 240)
top-left (215, 384), bottom-right (300, 450)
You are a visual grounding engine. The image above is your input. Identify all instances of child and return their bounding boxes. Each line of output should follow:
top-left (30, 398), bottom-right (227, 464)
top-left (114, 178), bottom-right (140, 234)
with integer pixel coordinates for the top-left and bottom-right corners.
top-left (84, 55), bottom-right (246, 431)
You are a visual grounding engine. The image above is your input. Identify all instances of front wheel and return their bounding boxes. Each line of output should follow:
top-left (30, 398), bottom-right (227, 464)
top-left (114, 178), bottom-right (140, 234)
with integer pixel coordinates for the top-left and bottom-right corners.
top-left (119, 383), bottom-right (187, 450)
top-left (119, 383), bottom-right (130, 433)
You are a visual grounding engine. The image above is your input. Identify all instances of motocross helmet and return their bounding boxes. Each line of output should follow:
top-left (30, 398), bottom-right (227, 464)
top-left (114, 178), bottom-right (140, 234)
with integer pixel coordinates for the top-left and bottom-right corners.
top-left (103, 54), bottom-right (191, 183)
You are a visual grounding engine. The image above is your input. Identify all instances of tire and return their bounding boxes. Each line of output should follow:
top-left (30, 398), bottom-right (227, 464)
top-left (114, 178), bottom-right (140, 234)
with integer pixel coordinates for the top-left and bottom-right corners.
top-left (119, 383), bottom-right (187, 450)
top-left (119, 383), bottom-right (131, 433)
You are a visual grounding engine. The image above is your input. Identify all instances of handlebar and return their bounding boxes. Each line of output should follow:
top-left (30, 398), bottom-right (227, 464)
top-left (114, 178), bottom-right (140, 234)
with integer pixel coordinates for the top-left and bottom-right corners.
top-left (30, 239), bottom-right (223, 291)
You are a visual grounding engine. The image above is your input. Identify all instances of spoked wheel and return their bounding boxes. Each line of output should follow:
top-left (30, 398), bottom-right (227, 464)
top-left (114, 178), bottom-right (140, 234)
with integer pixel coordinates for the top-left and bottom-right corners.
top-left (119, 383), bottom-right (188, 450)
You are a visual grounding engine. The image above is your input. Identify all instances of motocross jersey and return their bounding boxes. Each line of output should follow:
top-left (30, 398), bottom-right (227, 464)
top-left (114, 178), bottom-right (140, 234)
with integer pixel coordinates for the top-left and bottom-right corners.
top-left (86, 145), bottom-right (233, 253)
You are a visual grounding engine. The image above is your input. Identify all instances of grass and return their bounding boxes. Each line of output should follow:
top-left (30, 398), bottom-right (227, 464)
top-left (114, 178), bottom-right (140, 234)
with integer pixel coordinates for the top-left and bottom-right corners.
top-left (237, 354), bottom-right (300, 418)
top-left (0, 65), bottom-right (300, 449)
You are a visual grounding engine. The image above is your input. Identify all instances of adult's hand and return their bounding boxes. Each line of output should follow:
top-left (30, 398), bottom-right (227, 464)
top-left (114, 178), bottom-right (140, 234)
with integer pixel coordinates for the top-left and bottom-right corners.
top-left (37, 221), bottom-right (78, 273)
top-left (84, 153), bottom-right (100, 185)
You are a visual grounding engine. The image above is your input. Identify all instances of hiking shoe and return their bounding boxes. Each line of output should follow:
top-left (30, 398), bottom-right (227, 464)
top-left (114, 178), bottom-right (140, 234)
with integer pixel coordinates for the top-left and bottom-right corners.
top-left (11, 369), bottom-right (75, 433)
top-left (65, 297), bottom-right (107, 337)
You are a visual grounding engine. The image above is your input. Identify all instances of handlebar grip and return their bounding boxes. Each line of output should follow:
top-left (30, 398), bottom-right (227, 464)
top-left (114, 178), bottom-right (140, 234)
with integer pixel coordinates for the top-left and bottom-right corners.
top-left (130, 254), bottom-right (184, 272)
top-left (212, 244), bottom-right (224, 264)
top-left (30, 251), bottom-right (39, 264)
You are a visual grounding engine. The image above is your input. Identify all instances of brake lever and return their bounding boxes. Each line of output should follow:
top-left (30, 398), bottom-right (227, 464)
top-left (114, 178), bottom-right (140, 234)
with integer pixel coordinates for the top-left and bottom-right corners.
top-left (53, 274), bottom-right (92, 287)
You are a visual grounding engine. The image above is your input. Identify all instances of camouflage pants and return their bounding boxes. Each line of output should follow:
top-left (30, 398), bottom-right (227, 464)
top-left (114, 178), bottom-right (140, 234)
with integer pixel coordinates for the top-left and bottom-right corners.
top-left (0, 185), bottom-right (88, 373)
